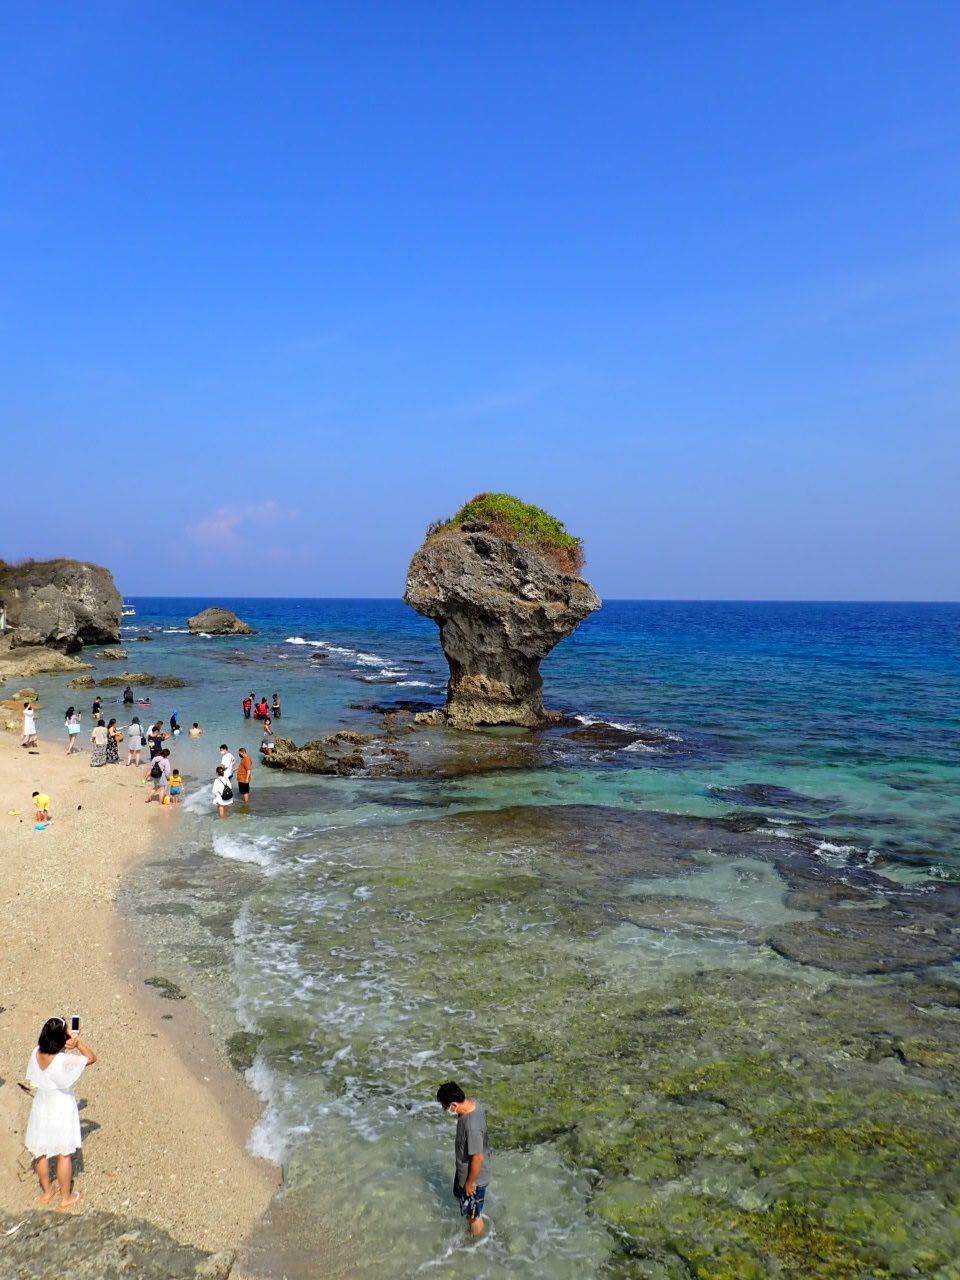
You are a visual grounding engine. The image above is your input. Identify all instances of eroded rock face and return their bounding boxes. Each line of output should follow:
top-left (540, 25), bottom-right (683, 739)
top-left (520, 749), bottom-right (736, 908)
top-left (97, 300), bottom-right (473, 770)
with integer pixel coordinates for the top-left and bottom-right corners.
top-left (0, 559), bottom-right (122, 651)
top-left (404, 527), bottom-right (600, 727)
top-left (187, 607), bottom-right (255, 635)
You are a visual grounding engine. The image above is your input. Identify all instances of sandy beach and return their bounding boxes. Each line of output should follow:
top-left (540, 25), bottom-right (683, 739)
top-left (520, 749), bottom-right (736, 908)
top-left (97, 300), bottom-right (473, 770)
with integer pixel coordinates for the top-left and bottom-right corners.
top-left (0, 720), bottom-right (277, 1254)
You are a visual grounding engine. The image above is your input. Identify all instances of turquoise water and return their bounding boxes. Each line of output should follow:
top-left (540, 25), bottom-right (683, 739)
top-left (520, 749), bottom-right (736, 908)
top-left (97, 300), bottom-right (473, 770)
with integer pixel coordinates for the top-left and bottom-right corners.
top-left (45, 599), bottom-right (960, 1276)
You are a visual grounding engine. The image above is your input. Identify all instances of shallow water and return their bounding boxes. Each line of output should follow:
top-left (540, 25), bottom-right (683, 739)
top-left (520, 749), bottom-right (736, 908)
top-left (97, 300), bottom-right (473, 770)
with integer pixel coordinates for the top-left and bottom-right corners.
top-left (51, 598), bottom-right (960, 1277)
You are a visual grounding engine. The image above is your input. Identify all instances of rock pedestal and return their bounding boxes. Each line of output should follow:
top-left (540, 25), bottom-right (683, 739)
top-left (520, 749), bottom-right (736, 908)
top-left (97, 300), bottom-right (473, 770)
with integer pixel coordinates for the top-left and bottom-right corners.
top-left (404, 526), bottom-right (600, 727)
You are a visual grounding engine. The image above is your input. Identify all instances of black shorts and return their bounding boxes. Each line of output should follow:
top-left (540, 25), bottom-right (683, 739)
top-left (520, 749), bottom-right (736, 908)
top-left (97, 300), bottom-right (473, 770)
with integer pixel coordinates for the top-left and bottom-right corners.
top-left (238, 781), bottom-right (250, 797)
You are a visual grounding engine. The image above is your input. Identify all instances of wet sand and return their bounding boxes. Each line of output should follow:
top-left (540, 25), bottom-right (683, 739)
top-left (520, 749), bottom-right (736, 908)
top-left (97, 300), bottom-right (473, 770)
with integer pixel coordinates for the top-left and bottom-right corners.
top-left (0, 727), bottom-right (278, 1253)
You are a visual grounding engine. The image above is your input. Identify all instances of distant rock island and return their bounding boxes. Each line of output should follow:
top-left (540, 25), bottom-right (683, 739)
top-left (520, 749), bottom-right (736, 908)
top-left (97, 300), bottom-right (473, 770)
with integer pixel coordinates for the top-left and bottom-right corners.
top-left (187, 607), bottom-right (255, 635)
top-left (404, 493), bottom-right (601, 727)
top-left (0, 558), bottom-right (122, 679)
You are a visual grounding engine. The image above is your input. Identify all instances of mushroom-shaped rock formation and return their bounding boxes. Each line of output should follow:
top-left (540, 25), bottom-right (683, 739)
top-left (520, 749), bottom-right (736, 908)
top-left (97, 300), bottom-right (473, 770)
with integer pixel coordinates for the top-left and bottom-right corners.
top-left (404, 494), bottom-right (601, 727)
top-left (186, 607), bottom-right (255, 635)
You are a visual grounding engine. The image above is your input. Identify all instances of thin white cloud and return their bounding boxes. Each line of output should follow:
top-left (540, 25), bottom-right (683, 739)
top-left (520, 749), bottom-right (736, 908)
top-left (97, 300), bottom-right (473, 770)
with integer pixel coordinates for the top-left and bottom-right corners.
top-left (186, 500), bottom-right (296, 549)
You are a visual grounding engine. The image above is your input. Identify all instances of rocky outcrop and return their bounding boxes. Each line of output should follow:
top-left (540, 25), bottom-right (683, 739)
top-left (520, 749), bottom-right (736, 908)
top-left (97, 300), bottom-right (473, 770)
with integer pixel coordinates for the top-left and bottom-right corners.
top-left (0, 1210), bottom-right (234, 1279)
top-left (95, 647), bottom-right (128, 660)
top-left (0, 559), bottom-right (122, 651)
top-left (187, 608), bottom-right (254, 636)
top-left (96, 672), bottom-right (188, 688)
top-left (261, 736), bottom-right (367, 775)
top-left (0, 638), bottom-right (92, 681)
top-left (404, 526), bottom-right (600, 727)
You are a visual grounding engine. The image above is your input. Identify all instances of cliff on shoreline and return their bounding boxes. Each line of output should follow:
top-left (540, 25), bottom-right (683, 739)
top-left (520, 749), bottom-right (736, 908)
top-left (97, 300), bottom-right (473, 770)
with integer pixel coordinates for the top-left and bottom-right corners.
top-left (404, 494), bottom-right (601, 727)
top-left (0, 559), bottom-right (122, 653)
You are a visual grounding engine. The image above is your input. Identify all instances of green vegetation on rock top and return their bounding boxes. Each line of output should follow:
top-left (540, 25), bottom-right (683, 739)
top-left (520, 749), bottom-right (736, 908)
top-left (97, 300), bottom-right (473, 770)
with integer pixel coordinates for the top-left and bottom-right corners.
top-left (431, 492), bottom-right (584, 572)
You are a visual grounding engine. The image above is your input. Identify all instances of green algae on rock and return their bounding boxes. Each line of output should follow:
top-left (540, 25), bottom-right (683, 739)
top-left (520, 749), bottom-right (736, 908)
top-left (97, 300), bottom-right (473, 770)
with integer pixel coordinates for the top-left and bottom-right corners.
top-left (236, 804), bottom-right (960, 1277)
top-left (405, 497), bottom-right (600, 727)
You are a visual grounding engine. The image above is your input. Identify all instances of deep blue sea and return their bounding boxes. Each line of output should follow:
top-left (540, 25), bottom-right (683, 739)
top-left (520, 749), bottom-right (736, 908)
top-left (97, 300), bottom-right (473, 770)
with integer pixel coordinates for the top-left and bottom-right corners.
top-left (52, 598), bottom-right (960, 1277)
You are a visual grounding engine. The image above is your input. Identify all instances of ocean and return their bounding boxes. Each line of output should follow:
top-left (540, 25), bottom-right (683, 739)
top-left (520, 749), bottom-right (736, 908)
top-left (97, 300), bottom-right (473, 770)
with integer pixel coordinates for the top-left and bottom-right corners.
top-left (97, 598), bottom-right (960, 1276)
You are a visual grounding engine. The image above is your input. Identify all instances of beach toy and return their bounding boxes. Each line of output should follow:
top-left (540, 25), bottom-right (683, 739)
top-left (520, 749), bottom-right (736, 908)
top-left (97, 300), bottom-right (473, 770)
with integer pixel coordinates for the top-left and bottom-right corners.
top-left (35, 824), bottom-right (45, 831)
top-left (162, 794), bottom-right (171, 806)
top-left (7, 809), bottom-right (19, 816)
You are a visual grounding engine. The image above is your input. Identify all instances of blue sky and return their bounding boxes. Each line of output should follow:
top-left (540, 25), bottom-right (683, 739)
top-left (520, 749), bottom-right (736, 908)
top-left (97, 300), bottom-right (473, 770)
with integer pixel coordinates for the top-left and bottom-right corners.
top-left (1, 3), bottom-right (958, 599)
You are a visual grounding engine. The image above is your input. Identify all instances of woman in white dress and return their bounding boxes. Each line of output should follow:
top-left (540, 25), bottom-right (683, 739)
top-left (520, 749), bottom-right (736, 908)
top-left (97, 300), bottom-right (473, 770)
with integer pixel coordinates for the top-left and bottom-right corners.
top-left (22, 702), bottom-right (38, 749)
top-left (25, 1017), bottom-right (97, 1210)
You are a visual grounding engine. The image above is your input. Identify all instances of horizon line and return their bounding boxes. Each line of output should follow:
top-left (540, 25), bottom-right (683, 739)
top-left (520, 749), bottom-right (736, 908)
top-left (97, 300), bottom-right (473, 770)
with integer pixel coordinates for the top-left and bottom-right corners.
top-left (121, 594), bottom-right (960, 606)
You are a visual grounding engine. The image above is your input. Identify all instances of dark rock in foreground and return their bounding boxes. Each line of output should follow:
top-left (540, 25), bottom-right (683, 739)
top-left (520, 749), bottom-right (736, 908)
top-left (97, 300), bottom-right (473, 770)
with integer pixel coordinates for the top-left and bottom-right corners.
top-left (0, 1210), bottom-right (233, 1279)
top-left (187, 608), bottom-right (255, 636)
top-left (404, 524), bottom-right (600, 727)
top-left (0, 558), bottom-right (122, 651)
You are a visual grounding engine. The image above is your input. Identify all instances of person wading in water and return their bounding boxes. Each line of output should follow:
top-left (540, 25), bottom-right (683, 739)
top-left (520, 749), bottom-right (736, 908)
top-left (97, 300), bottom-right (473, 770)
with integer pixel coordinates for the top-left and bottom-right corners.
top-left (435, 1081), bottom-right (491, 1236)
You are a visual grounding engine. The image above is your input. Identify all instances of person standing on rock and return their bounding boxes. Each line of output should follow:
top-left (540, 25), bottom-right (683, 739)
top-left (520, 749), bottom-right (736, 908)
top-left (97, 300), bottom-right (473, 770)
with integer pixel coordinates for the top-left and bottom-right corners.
top-left (435, 1081), bottom-right (491, 1237)
top-left (259, 725), bottom-right (275, 758)
top-left (236, 747), bottom-right (253, 805)
top-left (22, 702), bottom-right (38, 750)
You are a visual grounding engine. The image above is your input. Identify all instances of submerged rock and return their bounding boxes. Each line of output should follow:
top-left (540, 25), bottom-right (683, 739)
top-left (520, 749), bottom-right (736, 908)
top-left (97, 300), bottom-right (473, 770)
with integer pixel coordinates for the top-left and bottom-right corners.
top-left (0, 1210), bottom-right (233, 1279)
top-left (404, 497), bottom-right (600, 727)
top-left (0, 558), bottom-right (122, 651)
top-left (68, 675), bottom-right (97, 689)
top-left (711, 782), bottom-right (835, 812)
top-left (95, 647), bottom-right (128, 660)
top-left (187, 608), bottom-right (255, 636)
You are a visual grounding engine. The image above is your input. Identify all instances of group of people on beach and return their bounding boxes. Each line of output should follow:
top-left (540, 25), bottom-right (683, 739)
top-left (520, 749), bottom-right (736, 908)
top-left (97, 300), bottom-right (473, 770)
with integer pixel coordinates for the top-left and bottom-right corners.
top-left (17, 684), bottom-right (493, 1237)
top-left (20, 692), bottom-right (275, 817)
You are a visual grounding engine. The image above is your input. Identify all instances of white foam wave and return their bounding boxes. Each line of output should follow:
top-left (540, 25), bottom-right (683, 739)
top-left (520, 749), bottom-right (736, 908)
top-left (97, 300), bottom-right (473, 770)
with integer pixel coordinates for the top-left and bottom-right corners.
top-left (162, 627), bottom-right (192, 633)
top-left (182, 785), bottom-right (213, 814)
top-left (811, 840), bottom-right (859, 867)
top-left (285, 636), bottom-right (325, 646)
top-left (212, 831), bottom-right (278, 870)
top-left (396, 680), bottom-right (436, 688)
top-left (575, 713), bottom-right (681, 740)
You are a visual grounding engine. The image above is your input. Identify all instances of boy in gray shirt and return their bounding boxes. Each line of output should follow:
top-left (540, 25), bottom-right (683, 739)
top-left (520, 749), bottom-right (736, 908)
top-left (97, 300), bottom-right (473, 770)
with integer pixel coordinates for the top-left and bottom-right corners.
top-left (436, 1081), bottom-right (490, 1236)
